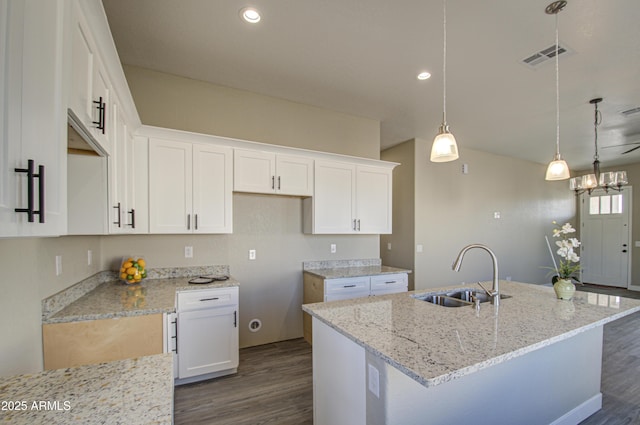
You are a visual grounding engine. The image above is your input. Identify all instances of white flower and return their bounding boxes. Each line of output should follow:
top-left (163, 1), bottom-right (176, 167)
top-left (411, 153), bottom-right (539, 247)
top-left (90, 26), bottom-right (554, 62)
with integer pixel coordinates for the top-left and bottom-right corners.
top-left (561, 223), bottom-right (576, 234)
top-left (567, 251), bottom-right (580, 263)
top-left (556, 246), bottom-right (569, 258)
top-left (568, 238), bottom-right (581, 248)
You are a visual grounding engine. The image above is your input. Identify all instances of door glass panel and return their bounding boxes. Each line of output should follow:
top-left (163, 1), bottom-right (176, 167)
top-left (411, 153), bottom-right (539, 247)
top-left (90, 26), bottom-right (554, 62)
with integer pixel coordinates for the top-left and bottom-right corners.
top-left (600, 195), bottom-right (611, 214)
top-left (590, 197), bottom-right (600, 215)
top-left (612, 194), bottom-right (623, 214)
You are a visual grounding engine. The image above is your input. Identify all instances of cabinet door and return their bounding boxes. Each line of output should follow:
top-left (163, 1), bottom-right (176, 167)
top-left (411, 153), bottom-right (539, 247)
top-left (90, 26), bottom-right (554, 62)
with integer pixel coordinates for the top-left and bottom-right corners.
top-left (310, 160), bottom-right (356, 234)
top-left (131, 136), bottom-right (149, 233)
top-left (149, 138), bottom-right (192, 233)
top-left (355, 165), bottom-right (392, 234)
top-left (177, 306), bottom-right (239, 379)
top-left (370, 273), bottom-right (408, 295)
top-left (1, 0), bottom-right (66, 237)
top-left (233, 149), bottom-right (276, 194)
top-left (276, 154), bottom-right (314, 196)
top-left (108, 101), bottom-right (128, 233)
top-left (68, 1), bottom-right (94, 129)
top-left (193, 144), bottom-right (233, 233)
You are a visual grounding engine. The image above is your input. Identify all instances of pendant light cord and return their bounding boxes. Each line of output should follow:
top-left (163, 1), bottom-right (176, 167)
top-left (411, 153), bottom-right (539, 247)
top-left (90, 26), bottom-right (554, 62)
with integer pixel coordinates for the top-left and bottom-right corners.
top-left (555, 12), bottom-right (560, 157)
top-left (593, 101), bottom-right (601, 161)
top-left (442, 0), bottom-right (447, 125)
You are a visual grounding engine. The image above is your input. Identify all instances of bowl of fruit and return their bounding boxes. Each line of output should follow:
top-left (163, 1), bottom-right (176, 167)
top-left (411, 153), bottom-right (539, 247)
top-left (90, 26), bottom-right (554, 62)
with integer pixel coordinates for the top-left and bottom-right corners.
top-left (119, 256), bottom-right (147, 285)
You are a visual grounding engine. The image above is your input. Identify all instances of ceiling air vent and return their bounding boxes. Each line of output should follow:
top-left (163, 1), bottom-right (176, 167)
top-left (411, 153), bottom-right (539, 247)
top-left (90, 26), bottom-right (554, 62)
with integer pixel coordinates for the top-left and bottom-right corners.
top-left (621, 106), bottom-right (640, 117)
top-left (521, 43), bottom-right (573, 69)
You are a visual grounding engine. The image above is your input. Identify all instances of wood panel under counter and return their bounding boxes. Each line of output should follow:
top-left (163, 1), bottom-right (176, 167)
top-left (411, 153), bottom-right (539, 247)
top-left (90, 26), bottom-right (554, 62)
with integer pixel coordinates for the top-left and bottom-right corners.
top-left (43, 314), bottom-right (163, 370)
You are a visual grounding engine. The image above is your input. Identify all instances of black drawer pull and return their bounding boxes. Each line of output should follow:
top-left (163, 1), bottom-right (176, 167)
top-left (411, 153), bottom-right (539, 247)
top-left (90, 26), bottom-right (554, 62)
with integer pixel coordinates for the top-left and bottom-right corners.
top-left (343, 284), bottom-right (357, 288)
top-left (200, 297), bottom-right (220, 302)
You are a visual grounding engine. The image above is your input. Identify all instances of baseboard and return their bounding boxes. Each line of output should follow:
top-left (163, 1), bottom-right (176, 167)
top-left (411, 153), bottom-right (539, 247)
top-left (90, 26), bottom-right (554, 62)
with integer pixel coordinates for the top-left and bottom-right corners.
top-left (628, 284), bottom-right (640, 292)
top-left (550, 393), bottom-right (602, 425)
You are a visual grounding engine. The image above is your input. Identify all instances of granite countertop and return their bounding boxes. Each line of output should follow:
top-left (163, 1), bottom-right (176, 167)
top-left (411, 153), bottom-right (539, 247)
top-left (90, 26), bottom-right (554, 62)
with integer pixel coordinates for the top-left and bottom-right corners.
top-left (44, 276), bottom-right (240, 324)
top-left (303, 265), bottom-right (412, 280)
top-left (303, 280), bottom-right (640, 388)
top-left (0, 354), bottom-right (173, 424)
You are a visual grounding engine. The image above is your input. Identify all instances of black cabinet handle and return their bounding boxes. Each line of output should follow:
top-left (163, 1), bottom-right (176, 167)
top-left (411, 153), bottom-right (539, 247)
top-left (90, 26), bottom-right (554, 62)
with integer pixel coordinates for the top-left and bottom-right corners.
top-left (113, 202), bottom-right (121, 227)
top-left (187, 214), bottom-right (191, 230)
top-left (127, 209), bottom-right (135, 229)
top-left (271, 175), bottom-right (275, 190)
top-left (195, 214), bottom-right (198, 230)
top-left (92, 96), bottom-right (105, 134)
top-left (234, 311), bottom-right (237, 328)
top-left (278, 176), bottom-right (281, 190)
top-left (343, 284), bottom-right (357, 288)
top-left (14, 159), bottom-right (44, 223)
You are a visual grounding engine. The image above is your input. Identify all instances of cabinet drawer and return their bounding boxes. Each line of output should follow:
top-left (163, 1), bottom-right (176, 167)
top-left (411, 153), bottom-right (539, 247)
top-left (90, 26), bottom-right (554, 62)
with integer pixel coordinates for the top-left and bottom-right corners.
top-left (324, 277), bottom-right (370, 295)
top-left (370, 273), bottom-right (408, 294)
top-left (177, 287), bottom-right (239, 311)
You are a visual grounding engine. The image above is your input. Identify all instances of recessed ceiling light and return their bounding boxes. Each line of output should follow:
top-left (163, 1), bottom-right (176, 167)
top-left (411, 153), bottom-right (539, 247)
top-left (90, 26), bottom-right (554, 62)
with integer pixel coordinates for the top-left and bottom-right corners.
top-left (417, 71), bottom-right (431, 80)
top-left (240, 7), bottom-right (261, 23)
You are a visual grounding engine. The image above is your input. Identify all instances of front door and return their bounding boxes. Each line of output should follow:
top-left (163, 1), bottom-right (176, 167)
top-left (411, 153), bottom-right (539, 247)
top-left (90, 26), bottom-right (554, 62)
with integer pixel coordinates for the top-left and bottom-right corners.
top-left (580, 188), bottom-right (632, 287)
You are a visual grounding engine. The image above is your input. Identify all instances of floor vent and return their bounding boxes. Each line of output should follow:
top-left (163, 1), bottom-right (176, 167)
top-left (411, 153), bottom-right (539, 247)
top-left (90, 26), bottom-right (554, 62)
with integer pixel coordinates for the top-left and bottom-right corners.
top-left (621, 106), bottom-right (640, 117)
top-left (521, 43), bottom-right (573, 69)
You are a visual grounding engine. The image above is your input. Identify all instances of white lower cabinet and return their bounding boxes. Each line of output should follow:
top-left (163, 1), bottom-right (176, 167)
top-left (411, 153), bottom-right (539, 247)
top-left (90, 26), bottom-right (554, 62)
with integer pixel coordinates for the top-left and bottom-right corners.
top-left (174, 287), bottom-right (239, 384)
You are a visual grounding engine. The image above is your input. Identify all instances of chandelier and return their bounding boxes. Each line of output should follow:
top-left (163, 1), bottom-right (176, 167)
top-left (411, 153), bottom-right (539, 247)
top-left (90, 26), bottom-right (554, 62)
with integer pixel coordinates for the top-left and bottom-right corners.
top-left (569, 98), bottom-right (628, 195)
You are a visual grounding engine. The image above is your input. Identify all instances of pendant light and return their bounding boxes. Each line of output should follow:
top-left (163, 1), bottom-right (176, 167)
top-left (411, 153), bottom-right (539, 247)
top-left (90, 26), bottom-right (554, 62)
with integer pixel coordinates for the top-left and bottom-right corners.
top-left (430, 0), bottom-right (459, 162)
top-left (544, 1), bottom-right (570, 180)
top-left (569, 98), bottom-right (628, 194)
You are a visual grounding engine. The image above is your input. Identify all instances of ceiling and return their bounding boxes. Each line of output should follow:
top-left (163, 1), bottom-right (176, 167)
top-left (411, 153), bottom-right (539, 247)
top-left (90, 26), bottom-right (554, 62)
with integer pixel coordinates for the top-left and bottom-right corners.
top-left (102, 0), bottom-right (640, 170)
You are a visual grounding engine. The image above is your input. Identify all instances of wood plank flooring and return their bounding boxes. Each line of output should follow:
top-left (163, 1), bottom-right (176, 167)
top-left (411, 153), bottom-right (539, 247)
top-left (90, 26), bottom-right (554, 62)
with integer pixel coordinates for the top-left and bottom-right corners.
top-left (174, 339), bottom-right (313, 425)
top-left (174, 284), bottom-right (640, 425)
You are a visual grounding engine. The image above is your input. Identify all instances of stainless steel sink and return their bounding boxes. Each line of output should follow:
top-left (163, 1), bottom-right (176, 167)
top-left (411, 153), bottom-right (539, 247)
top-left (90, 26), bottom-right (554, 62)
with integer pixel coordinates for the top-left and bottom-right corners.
top-left (413, 288), bottom-right (512, 307)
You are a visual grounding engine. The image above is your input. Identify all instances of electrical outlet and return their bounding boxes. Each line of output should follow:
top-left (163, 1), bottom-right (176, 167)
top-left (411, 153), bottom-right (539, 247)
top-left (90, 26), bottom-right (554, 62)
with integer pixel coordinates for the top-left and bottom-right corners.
top-left (416, 244), bottom-right (423, 253)
top-left (330, 243), bottom-right (337, 254)
top-left (494, 211), bottom-right (501, 219)
top-left (249, 249), bottom-right (256, 260)
top-left (87, 250), bottom-right (92, 266)
top-left (185, 246), bottom-right (193, 258)
top-left (387, 242), bottom-right (392, 251)
top-left (55, 255), bottom-right (62, 276)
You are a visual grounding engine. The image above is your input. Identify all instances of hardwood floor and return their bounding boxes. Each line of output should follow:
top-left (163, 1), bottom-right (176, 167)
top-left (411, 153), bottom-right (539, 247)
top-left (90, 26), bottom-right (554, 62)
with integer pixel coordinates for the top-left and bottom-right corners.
top-left (174, 339), bottom-right (313, 425)
top-left (174, 284), bottom-right (640, 424)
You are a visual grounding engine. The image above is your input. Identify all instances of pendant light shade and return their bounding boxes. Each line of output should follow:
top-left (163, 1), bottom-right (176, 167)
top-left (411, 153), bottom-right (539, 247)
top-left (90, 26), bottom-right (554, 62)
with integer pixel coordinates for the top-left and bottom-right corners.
top-left (430, 0), bottom-right (459, 163)
top-left (545, 154), bottom-right (570, 180)
top-left (544, 1), bottom-right (570, 181)
top-left (431, 124), bottom-right (458, 162)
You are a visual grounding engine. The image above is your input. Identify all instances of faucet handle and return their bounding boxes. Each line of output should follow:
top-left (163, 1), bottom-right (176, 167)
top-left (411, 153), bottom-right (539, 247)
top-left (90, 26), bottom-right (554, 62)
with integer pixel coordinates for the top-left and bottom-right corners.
top-left (477, 281), bottom-right (497, 297)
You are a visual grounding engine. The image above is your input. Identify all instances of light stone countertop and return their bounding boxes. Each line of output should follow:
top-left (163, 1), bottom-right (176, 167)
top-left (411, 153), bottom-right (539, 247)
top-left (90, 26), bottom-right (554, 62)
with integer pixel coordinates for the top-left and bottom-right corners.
top-left (0, 354), bottom-right (173, 424)
top-left (302, 280), bottom-right (640, 388)
top-left (44, 276), bottom-right (240, 324)
top-left (303, 265), bottom-right (411, 280)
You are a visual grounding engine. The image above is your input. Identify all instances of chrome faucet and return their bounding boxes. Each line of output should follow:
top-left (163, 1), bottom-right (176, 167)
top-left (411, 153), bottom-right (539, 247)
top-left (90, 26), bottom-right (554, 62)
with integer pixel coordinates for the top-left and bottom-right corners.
top-left (452, 244), bottom-right (500, 307)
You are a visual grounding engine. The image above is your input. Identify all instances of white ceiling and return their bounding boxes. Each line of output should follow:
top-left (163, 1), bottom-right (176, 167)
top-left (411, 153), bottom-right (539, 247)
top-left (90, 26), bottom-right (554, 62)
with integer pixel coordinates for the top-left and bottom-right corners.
top-left (102, 0), bottom-right (640, 170)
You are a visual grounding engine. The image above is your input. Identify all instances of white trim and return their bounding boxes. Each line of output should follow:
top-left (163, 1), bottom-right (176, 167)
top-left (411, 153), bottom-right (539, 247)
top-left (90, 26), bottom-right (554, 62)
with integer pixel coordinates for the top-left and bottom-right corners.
top-left (549, 393), bottom-right (602, 425)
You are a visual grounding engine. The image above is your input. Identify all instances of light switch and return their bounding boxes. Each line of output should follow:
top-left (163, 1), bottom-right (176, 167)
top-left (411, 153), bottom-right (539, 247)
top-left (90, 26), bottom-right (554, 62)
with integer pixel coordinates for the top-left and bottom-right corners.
top-left (330, 244), bottom-right (337, 254)
top-left (416, 244), bottom-right (423, 253)
top-left (184, 246), bottom-right (193, 258)
top-left (249, 249), bottom-right (256, 260)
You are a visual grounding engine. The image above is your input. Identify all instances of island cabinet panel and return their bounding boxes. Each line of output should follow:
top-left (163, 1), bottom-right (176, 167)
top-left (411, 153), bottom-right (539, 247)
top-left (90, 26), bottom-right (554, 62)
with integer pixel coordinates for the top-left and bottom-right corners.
top-left (42, 314), bottom-right (163, 370)
top-left (312, 318), bottom-right (604, 425)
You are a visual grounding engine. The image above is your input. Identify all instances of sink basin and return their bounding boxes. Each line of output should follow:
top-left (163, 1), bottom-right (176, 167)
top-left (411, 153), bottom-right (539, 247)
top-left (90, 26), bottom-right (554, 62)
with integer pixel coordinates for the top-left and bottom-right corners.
top-left (412, 288), bottom-right (512, 307)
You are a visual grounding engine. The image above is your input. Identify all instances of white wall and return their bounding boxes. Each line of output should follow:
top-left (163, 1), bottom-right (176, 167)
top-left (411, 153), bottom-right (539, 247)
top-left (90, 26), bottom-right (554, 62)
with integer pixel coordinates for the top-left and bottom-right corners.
top-left (0, 236), bottom-right (102, 377)
top-left (382, 139), bottom-right (576, 289)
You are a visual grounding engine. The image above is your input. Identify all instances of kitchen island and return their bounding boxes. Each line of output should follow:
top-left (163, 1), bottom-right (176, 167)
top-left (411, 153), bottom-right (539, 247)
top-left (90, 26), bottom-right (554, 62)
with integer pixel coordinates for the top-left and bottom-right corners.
top-left (302, 280), bottom-right (640, 425)
top-left (0, 354), bottom-right (173, 425)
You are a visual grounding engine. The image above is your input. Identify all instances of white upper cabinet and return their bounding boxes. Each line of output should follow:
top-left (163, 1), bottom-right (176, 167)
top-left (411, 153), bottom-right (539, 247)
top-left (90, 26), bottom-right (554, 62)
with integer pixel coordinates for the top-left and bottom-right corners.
top-left (355, 165), bottom-right (393, 234)
top-left (68, 0), bottom-right (112, 155)
top-left (0, 0), bottom-right (67, 237)
top-left (304, 160), bottom-right (394, 234)
top-left (149, 138), bottom-right (232, 234)
top-left (234, 149), bottom-right (313, 196)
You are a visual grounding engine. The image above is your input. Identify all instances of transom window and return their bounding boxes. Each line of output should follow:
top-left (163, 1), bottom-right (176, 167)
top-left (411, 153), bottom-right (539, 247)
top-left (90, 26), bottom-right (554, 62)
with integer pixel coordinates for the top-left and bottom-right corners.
top-left (589, 194), bottom-right (623, 215)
